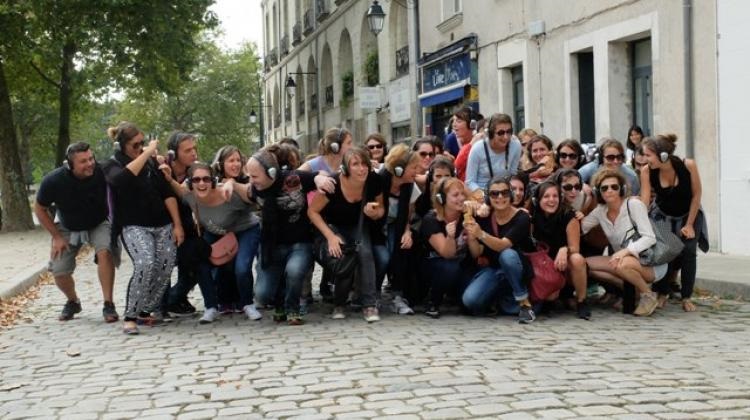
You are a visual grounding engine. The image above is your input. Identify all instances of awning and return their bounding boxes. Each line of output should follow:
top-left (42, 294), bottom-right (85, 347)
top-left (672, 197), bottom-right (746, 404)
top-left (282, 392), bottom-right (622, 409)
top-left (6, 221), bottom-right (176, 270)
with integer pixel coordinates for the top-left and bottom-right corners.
top-left (418, 78), bottom-right (469, 108)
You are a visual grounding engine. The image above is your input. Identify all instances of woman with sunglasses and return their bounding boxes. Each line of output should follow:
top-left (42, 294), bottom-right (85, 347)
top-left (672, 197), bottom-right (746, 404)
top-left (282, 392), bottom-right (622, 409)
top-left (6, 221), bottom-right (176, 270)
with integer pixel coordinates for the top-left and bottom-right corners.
top-left (412, 137), bottom-right (437, 192)
top-left (462, 176), bottom-right (536, 323)
top-left (103, 121), bottom-right (183, 335)
top-left (579, 138), bottom-right (640, 195)
top-left (465, 113), bottom-right (523, 194)
top-left (419, 177), bottom-right (476, 318)
top-left (640, 134), bottom-right (707, 312)
top-left (553, 169), bottom-right (596, 219)
top-left (582, 168), bottom-right (667, 316)
top-left (308, 147), bottom-right (385, 322)
top-left (167, 162), bottom-right (262, 324)
top-left (365, 133), bottom-right (387, 170)
top-left (556, 139), bottom-right (586, 170)
top-left (530, 181), bottom-right (591, 319)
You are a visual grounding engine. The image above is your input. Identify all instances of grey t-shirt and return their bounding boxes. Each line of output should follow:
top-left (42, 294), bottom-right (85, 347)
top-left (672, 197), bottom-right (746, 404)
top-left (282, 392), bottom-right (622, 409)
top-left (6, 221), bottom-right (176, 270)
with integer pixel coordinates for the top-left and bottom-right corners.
top-left (183, 192), bottom-right (259, 235)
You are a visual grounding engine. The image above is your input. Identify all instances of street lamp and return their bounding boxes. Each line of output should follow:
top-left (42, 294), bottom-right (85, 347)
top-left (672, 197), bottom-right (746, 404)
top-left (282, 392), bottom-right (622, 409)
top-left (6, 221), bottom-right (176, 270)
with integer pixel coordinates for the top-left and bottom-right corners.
top-left (285, 71), bottom-right (320, 151)
top-left (367, 1), bottom-right (386, 36)
top-left (285, 76), bottom-right (297, 98)
top-left (249, 110), bottom-right (258, 124)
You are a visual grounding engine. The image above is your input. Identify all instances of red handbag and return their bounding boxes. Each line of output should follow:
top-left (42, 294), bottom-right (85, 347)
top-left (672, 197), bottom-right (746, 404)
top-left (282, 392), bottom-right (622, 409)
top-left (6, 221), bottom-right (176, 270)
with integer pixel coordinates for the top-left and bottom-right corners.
top-left (525, 242), bottom-right (566, 302)
top-left (209, 231), bottom-right (239, 266)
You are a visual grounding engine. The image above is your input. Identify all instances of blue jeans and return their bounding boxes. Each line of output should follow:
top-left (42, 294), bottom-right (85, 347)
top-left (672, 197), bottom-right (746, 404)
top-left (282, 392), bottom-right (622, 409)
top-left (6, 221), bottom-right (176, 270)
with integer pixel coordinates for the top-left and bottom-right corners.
top-left (255, 242), bottom-right (313, 313)
top-left (463, 248), bottom-right (529, 314)
top-left (420, 257), bottom-right (473, 307)
top-left (197, 225), bottom-right (261, 310)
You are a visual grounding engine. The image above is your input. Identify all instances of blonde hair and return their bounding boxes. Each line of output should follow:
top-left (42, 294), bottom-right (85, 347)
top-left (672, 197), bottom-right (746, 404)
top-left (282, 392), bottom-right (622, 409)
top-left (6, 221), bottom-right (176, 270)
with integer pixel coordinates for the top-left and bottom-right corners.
top-left (431, 177), bottom-right (467, 219)
top-left (384, 144), bottom-right (420, 175)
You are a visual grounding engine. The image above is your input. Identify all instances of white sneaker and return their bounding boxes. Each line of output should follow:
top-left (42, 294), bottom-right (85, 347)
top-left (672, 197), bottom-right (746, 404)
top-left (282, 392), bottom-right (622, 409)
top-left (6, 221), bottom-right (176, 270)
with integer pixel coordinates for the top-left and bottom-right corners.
top-left (243, 304), bottom-right (263, 321)
top-left (199, 308), bottom-right (219, 324)
top-left (392, 295), bottom-right (415, 315)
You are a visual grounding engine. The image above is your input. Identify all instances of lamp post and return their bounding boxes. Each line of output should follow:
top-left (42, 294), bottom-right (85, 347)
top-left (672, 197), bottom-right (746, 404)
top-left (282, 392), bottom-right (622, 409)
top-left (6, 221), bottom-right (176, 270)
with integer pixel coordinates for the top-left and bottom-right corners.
top-left (367, 1), bottom-right (386, 36)
top-left (286, 71), bottom-right (319, 150)
top-left (250, 76), bottom-right (272, 147)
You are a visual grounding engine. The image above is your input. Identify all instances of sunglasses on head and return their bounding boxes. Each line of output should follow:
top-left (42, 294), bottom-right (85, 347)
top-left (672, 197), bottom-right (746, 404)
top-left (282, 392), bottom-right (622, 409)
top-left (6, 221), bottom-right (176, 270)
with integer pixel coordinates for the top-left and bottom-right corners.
top-left (604, 154), bottom-right (625, 162)
top-left (494, 129), bottom-right (513, 137)
top-left (418, 151), bottom-right (435, 158)
top-left (561, 183), bottom-right (582, 192)
top-left (598, 183), bottom-right (621, 193)
top-left (488, 189), bottom-right (512, 198)
top-left (558, 152), bottom-right (579, 160)
top-left (190, 176), bottom-right (213, 184)
top-left (367, 144), bottom-right (383, 150)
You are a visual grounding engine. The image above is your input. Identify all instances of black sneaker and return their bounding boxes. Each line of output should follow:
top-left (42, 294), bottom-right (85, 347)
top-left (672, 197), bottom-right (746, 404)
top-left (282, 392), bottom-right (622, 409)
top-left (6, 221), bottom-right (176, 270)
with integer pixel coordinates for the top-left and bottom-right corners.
top-left (518, 305), bottom-right (536, 324)
top-left (59, 300), bottom-right (82, 321)
top-left (168, 301), bottom-right (196, 317)
top-left (425, 305), bottom-right (440, 319)
top-left (272, 307), bottom-right (287, 323)
top-left (577, 301), bottom-right (592, 320)
top-left (102, 301), bottom-right (119, 323)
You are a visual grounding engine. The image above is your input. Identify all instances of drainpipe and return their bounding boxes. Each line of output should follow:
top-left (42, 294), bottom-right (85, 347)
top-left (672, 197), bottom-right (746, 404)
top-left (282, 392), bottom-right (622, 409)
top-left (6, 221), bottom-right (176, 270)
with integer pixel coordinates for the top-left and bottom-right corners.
top-left (683, 0), bottom-right (694, 157)
top-left (409, 0), bottom-right (422, 137)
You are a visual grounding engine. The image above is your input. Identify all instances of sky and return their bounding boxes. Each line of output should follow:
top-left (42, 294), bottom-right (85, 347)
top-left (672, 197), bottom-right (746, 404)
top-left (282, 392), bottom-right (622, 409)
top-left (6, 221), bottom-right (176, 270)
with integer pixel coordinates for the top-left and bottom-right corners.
top-left (210, 0), bottom-right (265, 53)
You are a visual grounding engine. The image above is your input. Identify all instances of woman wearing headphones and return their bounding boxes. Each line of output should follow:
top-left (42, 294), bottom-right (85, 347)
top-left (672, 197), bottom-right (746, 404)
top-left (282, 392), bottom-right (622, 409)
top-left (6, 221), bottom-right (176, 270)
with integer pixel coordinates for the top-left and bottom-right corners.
top-left (376, 144), bottom-right (422, 315)
top-left (102, 121), bottom-right (183, 335)
top-left (418, 177), bottom-right (475, 318)
top-left (556, 139), bottom-right (587, 171)
top-left (530, 182), bottom-right (591, 319)
top-left (553, 169), bottom-right (596, 219)
top-left (578, 138), bottom-right (640, 195)
top-left (308, 147), bottom-right (385, 322)
top-left (582, 168), bottom-right (667, 316)
top-left (169, 162), bottom-right (262, 324)
top-left (523, 135), bottom-right (556, 185)
top-left (248, 149), bottom-right (331, 325)
top-left (462, 176), bottom-right (536, 323)
top-left (365, 133), bottom-right (388, 170)
top-left (415, 156), bottom-right (455, 218)
top-left (300, 127), bottom-right (354, 175)
top-left (639, 134), bottom-right (706, 312)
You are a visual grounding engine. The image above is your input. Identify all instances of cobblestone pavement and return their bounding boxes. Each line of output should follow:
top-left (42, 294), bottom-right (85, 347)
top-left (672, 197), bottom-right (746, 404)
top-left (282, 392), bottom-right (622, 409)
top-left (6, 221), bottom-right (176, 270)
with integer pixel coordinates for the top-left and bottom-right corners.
top-left (2, 257), bottom-right (750, 420)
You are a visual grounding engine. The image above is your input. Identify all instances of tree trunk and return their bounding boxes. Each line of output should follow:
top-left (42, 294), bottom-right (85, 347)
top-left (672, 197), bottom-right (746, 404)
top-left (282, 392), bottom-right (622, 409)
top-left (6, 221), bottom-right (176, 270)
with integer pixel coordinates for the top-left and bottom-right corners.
top-left (0, 59), bottom-right (34, 231)
top-left (55, 42), bottom-right (75, 167)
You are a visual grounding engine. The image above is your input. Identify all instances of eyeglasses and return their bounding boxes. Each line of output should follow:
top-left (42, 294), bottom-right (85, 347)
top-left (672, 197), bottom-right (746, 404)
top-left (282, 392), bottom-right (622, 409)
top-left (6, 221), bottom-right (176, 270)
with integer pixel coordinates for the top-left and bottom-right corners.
top-left (558, 152), bottom-right (579, 161)
top-left (190, 176), bottom-right (213, 184)
top-left (367, 144), bottom-right (383, 150)
top-left (418, 151), bottom-right (435, 158)
top-left (130, 141), bottom-right (145, 149)
top-left (604, 154), bottom-right (625, 162)
top-left (494, 129), bottom-right (513, 137)
top-left (598, 184), bottom-right (621, 193)
top-left (488, 189), bottom-right (512, 199)
top-left (561, 183), bottom-right (582, 192)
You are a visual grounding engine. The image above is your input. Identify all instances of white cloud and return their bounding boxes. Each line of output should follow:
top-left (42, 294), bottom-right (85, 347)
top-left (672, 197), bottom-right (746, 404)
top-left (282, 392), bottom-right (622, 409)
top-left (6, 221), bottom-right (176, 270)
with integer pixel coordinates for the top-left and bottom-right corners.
top-left (210, 0), bottom-right (264, 53)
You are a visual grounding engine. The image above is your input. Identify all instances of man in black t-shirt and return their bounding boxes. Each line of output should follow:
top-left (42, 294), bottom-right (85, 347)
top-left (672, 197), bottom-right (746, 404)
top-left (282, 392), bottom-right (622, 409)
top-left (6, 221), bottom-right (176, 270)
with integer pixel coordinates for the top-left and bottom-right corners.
top-left (34, 142), bottom-right (118, 322)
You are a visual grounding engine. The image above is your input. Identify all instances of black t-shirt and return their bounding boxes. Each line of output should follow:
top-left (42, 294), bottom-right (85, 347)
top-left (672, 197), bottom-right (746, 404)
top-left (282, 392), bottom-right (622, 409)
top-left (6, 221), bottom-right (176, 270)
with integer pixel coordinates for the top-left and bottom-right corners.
top-left (532, 210), bottom-right (576, 258)
top-left (321, 173), bottom-right (382, 227)
top-left (36, 166), bottom-right (109, 231)
top-left (252, 170), bottom-right (317, 244)
top-left (476, 210), bottom-right (534, 267)
top-left (419, 210), bottom-right (468, 261)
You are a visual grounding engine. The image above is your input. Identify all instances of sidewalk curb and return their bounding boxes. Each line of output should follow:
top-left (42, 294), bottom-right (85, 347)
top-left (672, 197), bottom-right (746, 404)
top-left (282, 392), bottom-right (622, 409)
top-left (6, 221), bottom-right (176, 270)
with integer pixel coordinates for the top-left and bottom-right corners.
top-left (696, 277), bottom-right (749, 300)
top-left (0, 265), bottom-right (47, 301)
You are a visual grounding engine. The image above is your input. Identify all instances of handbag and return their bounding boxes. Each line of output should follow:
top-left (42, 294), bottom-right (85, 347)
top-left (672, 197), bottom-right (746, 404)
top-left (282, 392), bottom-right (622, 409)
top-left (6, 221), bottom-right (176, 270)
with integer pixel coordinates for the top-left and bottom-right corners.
top-left (621, 199), bottom-right (684, 266)
top-left (191, 201), bottom-right (239, 266)
top-left (525, 241), bottom-right (566, 302)
top-left (313, 184), bottom-right (366, 279)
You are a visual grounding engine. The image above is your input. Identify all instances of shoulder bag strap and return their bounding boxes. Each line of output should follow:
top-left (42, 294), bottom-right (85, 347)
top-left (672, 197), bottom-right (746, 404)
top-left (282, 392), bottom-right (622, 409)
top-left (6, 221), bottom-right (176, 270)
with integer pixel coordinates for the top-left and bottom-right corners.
top-left (483, 140), bottom-right (494, 179)
top-left (355, 183), bottom-right (367, 248)
top-left (189, 199), bottom-right (203, 237)
top-left (624, 198), bottom-right (639, 236)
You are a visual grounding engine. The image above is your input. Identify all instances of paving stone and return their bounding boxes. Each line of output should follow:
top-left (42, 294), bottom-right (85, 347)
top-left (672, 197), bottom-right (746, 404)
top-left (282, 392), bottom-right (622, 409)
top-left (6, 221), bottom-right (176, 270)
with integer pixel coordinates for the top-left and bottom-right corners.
top-left (665, 401), bottom-right (714, 411)
top-left (511, 398), bottom-right (566, 411)
top-left (533, 408), bottom-right (578, 418)
top-left (573, 405), bottom-right (628, 416)
top-left (697, 410), bottom-right (750, 418)
top-left (466, 403), bottom-right (512, 416)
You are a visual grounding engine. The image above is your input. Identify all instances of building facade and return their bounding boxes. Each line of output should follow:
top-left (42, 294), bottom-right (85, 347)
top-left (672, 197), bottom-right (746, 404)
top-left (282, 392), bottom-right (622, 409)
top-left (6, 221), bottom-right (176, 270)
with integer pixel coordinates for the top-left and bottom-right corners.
top-left (261, 0), bottom-right (420, 153)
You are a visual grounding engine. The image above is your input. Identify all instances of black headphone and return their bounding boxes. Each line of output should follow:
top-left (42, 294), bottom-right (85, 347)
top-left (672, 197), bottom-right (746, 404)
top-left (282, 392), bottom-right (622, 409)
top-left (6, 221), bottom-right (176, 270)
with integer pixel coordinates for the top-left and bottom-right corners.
top-left (185, 164), bottom-right (217, 190)
top-left (63, 142), bottom-right (91, 172)
top-left (596, 141), bottom-right (625, 165)
top-left (112, 128), bottom-right (125, 152)
top-left (483, 114), bottom-right (494, 137)
top-left (435, 177), bottom-right (449, 206)
top-left (252, 152), bottom-right (278, 180)
top-left (555, 144), bottom-right (585, 167)
top-left (393, 151), bottom-right (413, 178)
top-left (427, 159), bottom-right (456, 184)
top-left (330, 128), bottom-right (344, 154)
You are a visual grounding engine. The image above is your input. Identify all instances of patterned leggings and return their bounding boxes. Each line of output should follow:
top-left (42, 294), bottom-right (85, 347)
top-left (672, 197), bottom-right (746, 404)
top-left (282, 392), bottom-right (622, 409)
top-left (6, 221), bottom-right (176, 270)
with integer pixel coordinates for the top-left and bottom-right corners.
top-left (121, 225), bottom-right (177, 320)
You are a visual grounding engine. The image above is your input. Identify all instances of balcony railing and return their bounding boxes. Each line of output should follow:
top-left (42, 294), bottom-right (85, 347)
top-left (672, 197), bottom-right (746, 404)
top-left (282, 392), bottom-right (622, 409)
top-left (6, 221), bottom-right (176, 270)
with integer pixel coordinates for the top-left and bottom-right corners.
top-left (395, 45), bottom-right (409, 77)
top-left (280, 35), bottom-right (289, 57)
top-left (325, 85), bottom-right (334, 107)
top-left (303, 9), bottom-right (314, 35)
top-left (292, 21), bottom-right (302, 46)
top-left (268, 48), bottom-right (278, 66)
top-left (316, 0), bottom-right (329, 22)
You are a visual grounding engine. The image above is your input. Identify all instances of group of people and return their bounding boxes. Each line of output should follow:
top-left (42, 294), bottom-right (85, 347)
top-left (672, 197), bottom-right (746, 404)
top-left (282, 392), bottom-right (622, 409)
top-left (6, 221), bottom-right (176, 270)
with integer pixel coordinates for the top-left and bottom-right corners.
top-left (35, 110), bottom-right (706, 335)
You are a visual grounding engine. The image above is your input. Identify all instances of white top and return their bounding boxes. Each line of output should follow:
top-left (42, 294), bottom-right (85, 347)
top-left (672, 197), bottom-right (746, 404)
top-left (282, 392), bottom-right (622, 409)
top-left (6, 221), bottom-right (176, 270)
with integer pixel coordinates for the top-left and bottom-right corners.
top-left (581, 197), bottom-right (656, 257)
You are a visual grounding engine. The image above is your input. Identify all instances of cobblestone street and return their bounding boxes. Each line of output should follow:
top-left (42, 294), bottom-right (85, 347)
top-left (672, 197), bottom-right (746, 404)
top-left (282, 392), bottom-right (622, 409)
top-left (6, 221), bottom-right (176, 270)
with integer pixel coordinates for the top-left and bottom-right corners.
top-left (2, 256), bottom-right (750, 419)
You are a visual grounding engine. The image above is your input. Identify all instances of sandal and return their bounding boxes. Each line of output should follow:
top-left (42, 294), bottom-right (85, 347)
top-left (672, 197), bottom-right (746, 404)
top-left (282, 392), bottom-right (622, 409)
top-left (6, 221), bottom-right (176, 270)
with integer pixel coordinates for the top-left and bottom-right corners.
top-left (682, 299), bottom-right (697, 312)
top-left (122, 321), bottom-right (140, 335)
top-left (657, 294), bottom-right (669, 309)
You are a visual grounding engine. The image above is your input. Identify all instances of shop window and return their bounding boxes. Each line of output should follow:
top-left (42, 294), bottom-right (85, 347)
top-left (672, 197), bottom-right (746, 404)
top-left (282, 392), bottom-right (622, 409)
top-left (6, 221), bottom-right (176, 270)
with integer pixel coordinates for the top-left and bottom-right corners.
top-left (577, 52), bottom-right (595, 144)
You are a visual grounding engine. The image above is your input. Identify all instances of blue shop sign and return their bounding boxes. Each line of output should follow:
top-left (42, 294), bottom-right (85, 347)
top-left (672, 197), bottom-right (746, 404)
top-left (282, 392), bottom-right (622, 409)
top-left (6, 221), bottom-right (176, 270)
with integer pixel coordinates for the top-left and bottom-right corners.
top-left (422, 54), bottom-right (471, 93)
